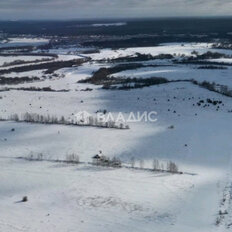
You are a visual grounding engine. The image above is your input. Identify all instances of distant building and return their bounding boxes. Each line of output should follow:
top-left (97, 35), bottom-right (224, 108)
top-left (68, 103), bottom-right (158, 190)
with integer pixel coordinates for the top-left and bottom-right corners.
top-left (92, 154), bottom-right (102, 165)
top-left (92, 151), bottom-right (121, 167)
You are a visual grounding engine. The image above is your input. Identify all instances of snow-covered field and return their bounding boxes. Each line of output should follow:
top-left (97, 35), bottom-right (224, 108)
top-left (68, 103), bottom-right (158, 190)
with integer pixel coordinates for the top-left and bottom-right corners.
top-left (1, 40), bottom-right (232, 231)
top-left (0, 55), bottom-right (53, 66)
top-left (111, 65), bottom-right (232, 88)
top-left (82, 43), bottom-right (232, 61)
top-left (0, 37), bottom-right (49, 48)
top-left (0, 156), bottom-right (226, 232)
top-left (81, 43), bottom-right (232, 89)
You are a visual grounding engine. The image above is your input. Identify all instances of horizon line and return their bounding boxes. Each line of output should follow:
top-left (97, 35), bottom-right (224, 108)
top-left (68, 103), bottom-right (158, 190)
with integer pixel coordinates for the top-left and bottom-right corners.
top-left (1, 15), bottom-right (232, 22)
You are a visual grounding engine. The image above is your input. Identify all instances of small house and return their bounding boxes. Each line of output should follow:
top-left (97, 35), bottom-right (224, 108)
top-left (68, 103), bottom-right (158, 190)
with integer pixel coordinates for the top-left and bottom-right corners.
top-left (92, 154), bottom-right (102, 165)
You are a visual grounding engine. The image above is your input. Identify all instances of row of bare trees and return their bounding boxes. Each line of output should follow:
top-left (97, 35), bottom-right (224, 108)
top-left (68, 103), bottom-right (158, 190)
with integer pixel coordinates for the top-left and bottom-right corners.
top-left (192, 80), bottom-right (232, 98)
top-left (23, 152), bottom-right (179, 174)
top-left (26, 152), bottom-right (80, 164)
top-left (5, 113), bottom-right (129, 129)
top-left (130, 157), bottom-right (179, 173)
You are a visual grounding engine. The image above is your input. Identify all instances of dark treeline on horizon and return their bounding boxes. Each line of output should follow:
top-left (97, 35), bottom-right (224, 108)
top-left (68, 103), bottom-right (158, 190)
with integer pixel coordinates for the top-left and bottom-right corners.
top-left (0, 18), bottom-right (232, 37)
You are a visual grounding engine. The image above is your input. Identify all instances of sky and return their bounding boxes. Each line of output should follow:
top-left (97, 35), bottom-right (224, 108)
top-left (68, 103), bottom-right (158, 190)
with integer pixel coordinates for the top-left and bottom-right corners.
top-left (0, 0), bottom-right (232, 20)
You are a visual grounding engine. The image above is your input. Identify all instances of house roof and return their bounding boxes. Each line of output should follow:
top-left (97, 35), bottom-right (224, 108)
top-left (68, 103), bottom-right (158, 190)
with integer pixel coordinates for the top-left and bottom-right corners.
top-left (92, 154), bottom-right (101, 159)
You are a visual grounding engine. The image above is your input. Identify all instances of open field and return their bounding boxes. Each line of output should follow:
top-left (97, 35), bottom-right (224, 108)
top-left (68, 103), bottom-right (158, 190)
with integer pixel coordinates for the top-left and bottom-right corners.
top-left (1, 35), bottom-right (232, 231)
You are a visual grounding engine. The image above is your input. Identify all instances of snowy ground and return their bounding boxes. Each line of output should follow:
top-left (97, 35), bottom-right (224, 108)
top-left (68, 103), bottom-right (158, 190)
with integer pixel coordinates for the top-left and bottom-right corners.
top-left (82, 43), bottom-right (232, 61)
top-left (0, 156), bottom-right (226, 232)
top-left (0, 37), bottom-right (49, 48)
top-left (111, 64), bottom-right (232, 88)
top-left (0, 55), bottom-right (53, 66)
top-left (1, 40), bottom-right (232, 231)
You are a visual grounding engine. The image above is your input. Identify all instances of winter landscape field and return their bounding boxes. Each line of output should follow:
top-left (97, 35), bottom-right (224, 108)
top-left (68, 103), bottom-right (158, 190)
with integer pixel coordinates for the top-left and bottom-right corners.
top-left (1, 18), bottom-right (232, 232)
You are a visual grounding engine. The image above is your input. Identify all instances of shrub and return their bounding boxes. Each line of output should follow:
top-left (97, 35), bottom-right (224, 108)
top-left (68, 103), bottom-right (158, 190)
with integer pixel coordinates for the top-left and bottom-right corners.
top-left (111, 157), bottom-right (122, 167)
top-left (168, 125), bottom-right (174, 129)
top-left (22, 196), bottom-right (28, 202)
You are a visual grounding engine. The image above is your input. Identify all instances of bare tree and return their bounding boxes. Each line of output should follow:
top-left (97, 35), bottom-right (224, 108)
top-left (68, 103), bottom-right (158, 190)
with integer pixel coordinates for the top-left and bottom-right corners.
top-left (139, 159), bottom-right (144, 169)
top-left (66, 153), bottom-right (80, 163)
top-left (167, 161), bottom-right (178, 173)
top-left (152, 159), bottom-right (160, 171)
top-left (160, 163), bottom-right (164, 171)
top-left (37, 153), bottom-right (43, 161)
top-left (130, 157), bottom-right (135, 168)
